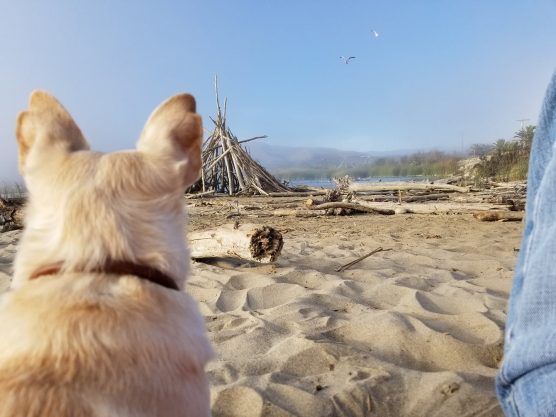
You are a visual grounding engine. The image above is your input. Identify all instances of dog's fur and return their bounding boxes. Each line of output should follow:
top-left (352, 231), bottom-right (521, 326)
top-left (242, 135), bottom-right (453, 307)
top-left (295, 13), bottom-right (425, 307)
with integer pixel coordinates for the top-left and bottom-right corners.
top-left (0, 91), bottom-right (214, 417)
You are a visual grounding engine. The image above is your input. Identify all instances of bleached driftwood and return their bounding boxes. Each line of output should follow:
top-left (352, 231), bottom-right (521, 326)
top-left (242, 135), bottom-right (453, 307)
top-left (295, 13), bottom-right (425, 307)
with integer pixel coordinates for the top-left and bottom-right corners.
top-left (355, 193), bottom-right (450, 203)
top-left (184, 190), bottom-right (216, 199)
top-left (403, 193), bottom-right (450, 203)
top-left (473, 211), bottom-right (524, 222)
top-left (272, 208), bottom-right (327, 217)
top-left (268, 191), bottom-right (328, 197)
top-left (349, 182), bottom-right (469, 193)
top-left (306, 201), bottom-right (395, 215)
top-left (189, 223), bottom-right (283, 263)
top-left (351, 198), bottom-right (509, 215)
top-left (187, 77), bottom-right (290, 196)
top-left (335, 247), bottom-right (392, 272)
top-left (266, 202), bottom-right (306, 209)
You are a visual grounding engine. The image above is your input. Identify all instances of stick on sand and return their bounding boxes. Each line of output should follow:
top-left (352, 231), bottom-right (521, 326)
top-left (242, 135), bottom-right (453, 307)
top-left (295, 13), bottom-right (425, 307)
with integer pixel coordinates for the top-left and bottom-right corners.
top-left (335, 247), bottom-right (392, 272)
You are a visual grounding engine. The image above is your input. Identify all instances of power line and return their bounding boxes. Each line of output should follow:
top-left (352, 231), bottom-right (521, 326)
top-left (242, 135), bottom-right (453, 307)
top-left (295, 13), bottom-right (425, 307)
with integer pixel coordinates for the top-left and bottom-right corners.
top-left (516, 118), bottom-right (530, 130)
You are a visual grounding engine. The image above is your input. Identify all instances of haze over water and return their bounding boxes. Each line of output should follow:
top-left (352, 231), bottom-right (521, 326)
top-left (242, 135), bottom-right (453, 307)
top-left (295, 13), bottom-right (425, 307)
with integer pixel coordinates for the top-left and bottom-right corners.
top-left (1, 1), bottom-right (556, 182)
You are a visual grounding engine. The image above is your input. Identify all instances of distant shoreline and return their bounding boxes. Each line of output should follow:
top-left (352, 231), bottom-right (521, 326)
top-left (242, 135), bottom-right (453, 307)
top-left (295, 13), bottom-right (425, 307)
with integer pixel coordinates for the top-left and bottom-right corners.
top-left (286, 175), bottom-right (441, 189)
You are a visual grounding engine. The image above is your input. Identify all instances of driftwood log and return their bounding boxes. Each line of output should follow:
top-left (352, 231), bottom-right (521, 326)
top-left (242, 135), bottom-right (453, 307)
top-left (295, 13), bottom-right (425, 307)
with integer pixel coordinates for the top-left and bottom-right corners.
top-left (272, 208), bottom-right (327, 217)
top-left (184, 190), bottom-right (216, 199)
top-left (354, 193), bottom-right (450, 203)
top-left (306, 201), bottom-right (395, 215)
top-left (403, 193), bottom-right (450, 203)
top-left (267, 191), bottom-right (328, 197)
top-left (473, 211), bottom-right (524, 222)
top-left (349, 182), bottom-right (469, 193)
top-left (351, 198), bottom-right (512, 215)
top-left (189, 223), bottom-right (283, 263)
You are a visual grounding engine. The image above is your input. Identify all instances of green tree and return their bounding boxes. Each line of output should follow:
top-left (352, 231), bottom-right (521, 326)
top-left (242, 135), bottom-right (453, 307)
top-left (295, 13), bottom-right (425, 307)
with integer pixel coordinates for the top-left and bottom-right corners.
top-left (515, 125), bottom-right (535, 151)
top-left (469, 143), bottom-right (493, 157)
top-left (494, 139), bottom-right (507, 156)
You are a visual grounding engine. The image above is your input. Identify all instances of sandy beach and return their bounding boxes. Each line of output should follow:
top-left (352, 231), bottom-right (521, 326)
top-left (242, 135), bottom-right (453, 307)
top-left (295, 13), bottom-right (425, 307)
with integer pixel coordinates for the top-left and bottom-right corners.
top-left (0, 197), bottom-right (522, 417)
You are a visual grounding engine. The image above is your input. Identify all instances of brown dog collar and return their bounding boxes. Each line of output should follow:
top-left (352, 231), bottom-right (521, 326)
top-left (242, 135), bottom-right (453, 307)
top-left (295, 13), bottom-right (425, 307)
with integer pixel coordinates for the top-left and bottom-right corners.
top-left (30, 260), bottom-right (179, 291)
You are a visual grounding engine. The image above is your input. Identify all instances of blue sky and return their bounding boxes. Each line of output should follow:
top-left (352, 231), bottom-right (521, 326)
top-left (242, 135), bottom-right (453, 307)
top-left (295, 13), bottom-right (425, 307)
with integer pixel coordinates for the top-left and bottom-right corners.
top-left (1, 0), bottom-right (556, 181)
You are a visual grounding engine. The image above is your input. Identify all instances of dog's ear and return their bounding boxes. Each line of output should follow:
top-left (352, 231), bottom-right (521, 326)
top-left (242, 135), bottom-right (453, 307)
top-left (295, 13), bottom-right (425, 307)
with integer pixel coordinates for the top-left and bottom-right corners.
top-left (16, 91), bottom-right (90, 176)
top-left (137, 94), bottom-right (202, 187)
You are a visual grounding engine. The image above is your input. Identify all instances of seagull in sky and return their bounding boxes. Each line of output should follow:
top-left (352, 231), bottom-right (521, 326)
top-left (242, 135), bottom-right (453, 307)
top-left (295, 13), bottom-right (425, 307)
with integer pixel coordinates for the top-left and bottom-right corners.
top-left (340, 56), bottom-right (356, 64)
top-left (370, 29), bottom-right (379, 38)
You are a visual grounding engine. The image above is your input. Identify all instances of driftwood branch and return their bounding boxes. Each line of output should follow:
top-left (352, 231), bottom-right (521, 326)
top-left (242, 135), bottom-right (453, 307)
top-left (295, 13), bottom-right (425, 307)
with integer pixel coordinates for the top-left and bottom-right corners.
top-left (268, 191), bottom-right (328, 197)
top-left (403, 193), bottom-right (450, 203)
top-left (351, 198), bottom-right (511, 215)
top-left (184, 190), bottom-right (216, 199)
top-left (307, 202), bottom-right (395, 215)
top-left (272, 208), bottom-right (326, 217)
top-left (237, 135), bottom-right (268, 145)
top-left (349, 182), bottom-right (469, 193)
top-left (336, 247), bottom-right (392, 272)
top-left (473, 211), bottom-right (524, 222)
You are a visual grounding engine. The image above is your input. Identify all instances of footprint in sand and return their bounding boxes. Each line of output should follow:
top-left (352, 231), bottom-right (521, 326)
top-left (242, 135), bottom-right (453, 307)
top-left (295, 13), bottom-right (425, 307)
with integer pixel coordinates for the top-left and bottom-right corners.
top-left (415, 291), bottom-right (487, 315)
top-left (276, 271), bottom-right (340, 291)
top-left (246, 283), bottom-right (308, 310)
top-left (416, 313), bottom-right (502, 345)
top-left (332, 383), bottom-right (374, 417)
top-left (212, 386), bottom-right (263, 417)
top-left (337, 280), bottom-right (416, 311)
top-left (207, 314), bottom-right (260, 336)
top-left (226, 274), bottom-right (274, 290)
top-left (391, 275), bottom-right (434, 291)
top-left (324, 311), bottom-right (502, 372)
top-left (265, 382), bottom-right (333, 417)
top-left (216, 289), bottom-right (247, 312)
top-left (186, 286), bottom-right (221, 305)
top-left (281, 346), bottom-right (337, 377)
top-left (216, 325), bottom-right (287, 360)
top-left (207, 363), bottom-right (239, 385)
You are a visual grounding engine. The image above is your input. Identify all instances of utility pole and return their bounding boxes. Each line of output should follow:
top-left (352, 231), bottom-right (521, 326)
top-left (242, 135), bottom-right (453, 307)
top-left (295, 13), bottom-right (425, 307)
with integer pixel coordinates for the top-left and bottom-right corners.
top-left (516, 118), bottom-right (530, 130)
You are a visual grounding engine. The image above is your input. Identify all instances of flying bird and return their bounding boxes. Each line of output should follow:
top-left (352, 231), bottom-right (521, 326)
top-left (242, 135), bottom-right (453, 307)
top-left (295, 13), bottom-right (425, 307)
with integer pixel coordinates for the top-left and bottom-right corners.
top-left (340, 56), bottom-right (356, 64)
top-left (370, 29), bottom-right (379, 38)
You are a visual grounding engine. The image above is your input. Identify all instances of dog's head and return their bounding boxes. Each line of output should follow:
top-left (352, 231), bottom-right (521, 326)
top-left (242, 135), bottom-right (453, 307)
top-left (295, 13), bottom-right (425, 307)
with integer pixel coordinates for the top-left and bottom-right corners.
top-left (12, 91), bottom-right (202, 289)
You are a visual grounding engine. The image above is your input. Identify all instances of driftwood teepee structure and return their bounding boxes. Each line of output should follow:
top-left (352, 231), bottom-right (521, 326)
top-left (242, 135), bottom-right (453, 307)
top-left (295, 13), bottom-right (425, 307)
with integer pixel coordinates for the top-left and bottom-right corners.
top-left (189, 78), bottom-right (290, 196)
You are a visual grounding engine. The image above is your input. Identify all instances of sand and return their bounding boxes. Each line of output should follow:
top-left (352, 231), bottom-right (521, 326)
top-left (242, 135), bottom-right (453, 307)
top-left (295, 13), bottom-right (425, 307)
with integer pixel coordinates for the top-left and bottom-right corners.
top-left (0, 199), bottom-right (522, 417)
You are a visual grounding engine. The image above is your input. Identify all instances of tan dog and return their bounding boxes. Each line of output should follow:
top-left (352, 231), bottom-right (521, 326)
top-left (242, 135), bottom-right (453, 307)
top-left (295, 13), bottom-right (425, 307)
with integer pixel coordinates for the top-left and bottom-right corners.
top-left (0, 91), bottom-right (214, 417)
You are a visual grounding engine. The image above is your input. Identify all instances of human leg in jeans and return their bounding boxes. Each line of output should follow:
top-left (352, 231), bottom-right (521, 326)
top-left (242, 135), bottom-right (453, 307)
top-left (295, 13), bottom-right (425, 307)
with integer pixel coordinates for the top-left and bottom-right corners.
top-left (496, 70), bottom-right (556, 416)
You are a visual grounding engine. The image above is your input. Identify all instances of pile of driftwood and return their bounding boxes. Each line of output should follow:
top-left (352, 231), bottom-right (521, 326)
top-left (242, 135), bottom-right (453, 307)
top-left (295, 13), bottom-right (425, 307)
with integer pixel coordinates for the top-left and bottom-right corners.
top-left (193, 178), bottom-right (526, 222)
top-left (187, 78), bottom-right (289, 196)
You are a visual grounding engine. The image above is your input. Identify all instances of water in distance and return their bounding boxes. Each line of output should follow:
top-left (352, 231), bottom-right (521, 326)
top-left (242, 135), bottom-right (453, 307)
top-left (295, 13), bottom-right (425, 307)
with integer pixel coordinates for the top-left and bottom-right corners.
top-left (286, 176), bottom-right (439, 190)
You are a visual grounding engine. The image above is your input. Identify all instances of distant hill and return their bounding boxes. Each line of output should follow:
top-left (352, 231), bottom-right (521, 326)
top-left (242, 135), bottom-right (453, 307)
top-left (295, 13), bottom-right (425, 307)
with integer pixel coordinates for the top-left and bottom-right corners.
top-left (243, 143), bottom-right (365, 169)
top-left (244, 142), bottom-right (442, 170)
top-left (242, 142), bottom-right (463, 180)
top-left (243, 142), bottom-right (414, 170)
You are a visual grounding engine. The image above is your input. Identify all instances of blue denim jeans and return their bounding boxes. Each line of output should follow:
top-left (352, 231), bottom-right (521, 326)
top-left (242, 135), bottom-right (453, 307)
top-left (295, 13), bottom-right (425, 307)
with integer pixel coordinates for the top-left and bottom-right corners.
top-left (496, 70), bottom-right (556, 416)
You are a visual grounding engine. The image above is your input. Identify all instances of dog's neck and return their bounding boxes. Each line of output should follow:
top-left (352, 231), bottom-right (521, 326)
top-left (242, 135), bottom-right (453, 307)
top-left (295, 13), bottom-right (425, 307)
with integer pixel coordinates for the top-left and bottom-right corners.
top-left (29, 260), bottom-right (180, 291)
